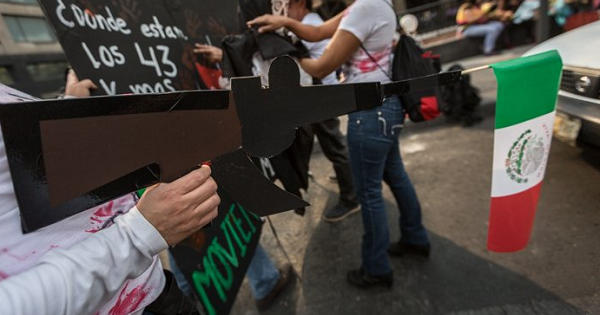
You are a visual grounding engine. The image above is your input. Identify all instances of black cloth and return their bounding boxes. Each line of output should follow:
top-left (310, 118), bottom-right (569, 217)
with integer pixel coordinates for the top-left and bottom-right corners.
top-left (221, 0), bottom-right (309, 78)
top-left (221, 29), bottom-right (307, 78)
top-left (269, 125), bottom-right (314, 195)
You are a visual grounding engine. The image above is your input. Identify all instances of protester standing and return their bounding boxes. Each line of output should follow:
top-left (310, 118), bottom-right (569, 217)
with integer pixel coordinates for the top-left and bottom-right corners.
top-left (248, 0), bottom-right (431, 289)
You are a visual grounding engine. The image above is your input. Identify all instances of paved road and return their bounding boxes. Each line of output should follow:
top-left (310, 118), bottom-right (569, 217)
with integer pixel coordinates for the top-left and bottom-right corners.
top-left (229, 46), bottom-right (600, 315)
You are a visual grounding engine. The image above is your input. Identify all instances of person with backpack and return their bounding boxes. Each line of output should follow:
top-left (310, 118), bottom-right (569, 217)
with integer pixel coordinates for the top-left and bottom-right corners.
top-left (248, 0), bottom-right (431, 289)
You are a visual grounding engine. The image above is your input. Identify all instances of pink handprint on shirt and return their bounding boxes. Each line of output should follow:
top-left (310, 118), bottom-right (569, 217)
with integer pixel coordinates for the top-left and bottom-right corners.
top-left (108, 282), bottom-right (151, 315)
top-left (86, 201), bottom-right (123, 233)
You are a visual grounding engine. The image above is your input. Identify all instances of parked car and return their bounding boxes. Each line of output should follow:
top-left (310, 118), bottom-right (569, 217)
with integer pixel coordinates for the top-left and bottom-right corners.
top-left (524, 20), bottom-right (600, 147)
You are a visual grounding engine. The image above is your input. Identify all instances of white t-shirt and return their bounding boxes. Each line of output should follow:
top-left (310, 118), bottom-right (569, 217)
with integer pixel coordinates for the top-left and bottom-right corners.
top-left (338, 0), bottom-right (395, 84)
top-left (0, 84), bottom-right (167, 315)
top-left (301, 12), bottom-right (339, 85)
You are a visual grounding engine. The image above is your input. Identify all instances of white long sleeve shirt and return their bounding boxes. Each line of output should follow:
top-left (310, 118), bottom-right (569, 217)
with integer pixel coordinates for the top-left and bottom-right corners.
top-left (0, 84), bottom-right (167, 315)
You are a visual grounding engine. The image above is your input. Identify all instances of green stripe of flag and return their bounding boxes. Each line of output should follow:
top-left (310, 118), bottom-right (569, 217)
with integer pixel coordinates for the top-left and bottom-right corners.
top-left (491, 50), bottom-right (563, 129)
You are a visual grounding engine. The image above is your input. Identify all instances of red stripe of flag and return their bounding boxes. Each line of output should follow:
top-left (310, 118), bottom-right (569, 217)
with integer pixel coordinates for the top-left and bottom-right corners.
top-left (487, 182), bottom-right (543, 252)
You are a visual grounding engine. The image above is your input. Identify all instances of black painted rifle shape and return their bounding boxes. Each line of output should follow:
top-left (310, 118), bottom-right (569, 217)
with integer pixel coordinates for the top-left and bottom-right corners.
top-left (0, 56), bottom-right (463, 232)
top-left (0, 56), bottom-right (380, 232)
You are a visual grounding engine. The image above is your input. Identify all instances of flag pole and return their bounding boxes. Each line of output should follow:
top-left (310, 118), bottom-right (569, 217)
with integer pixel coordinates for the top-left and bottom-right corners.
top-left (382, 64), bottom-right (492, 96)
top-left (462, 65), bottom-right (491, 75)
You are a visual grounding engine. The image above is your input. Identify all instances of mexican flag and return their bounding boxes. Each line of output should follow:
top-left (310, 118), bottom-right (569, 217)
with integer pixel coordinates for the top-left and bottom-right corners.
top-left (488, 50), bottom-right (562, 252)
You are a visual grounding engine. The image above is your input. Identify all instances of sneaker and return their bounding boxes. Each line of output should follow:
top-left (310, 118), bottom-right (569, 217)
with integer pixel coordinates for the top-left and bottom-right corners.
top-left (255, 264), bottom-right (294, 311)
top-left (322, 202), bottom-right (361, 223)
top-left (347, 269), bottom-right (393, 289)
top-left (387, 241), bottom-right (431, 258)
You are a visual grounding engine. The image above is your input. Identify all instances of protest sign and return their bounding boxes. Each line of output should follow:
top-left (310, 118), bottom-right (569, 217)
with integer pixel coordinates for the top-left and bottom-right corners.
top-left (38, 0), bottom-right (238, 95)
top-left (170, 187), bottom-right (262, 315)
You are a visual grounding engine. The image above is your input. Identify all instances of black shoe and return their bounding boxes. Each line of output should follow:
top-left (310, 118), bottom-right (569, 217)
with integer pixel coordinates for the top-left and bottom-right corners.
top-left (255, 264), bottom-right (294, 311)
top-left (347, 269), bottom-right (393, 289)
top-left (388, 241), bottom-right (431, 258)
top-left (323, 202), bottom-right (360, 223)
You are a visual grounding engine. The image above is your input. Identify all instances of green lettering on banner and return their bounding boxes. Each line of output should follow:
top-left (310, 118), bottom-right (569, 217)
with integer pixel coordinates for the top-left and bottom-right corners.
top-left (222, 211), bottom-right (247, 257)
top-left (207, 238), bottom-right (234, 295)
top-left (216, 211), bottom-right (242, 266)
top-left (192, 257), bottom-right (219, 315)
top-left (192, 202), bottom-right (261, 315)
top-left (231, 204), bottom-right (257, 244)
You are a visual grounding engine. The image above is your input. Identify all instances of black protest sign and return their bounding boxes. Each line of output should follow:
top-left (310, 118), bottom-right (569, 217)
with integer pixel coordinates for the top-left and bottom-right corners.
top-left (170, 186), bottom-right (262, 315)
top-left (38, 0), bottom-right (238, 95)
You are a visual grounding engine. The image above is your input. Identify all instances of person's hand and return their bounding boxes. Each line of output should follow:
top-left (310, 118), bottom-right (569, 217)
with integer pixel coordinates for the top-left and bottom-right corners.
top-left (246, 14), bottom-right (289, 33)
top-left (65, 69), bottom-right (97, 97)
top-left (193, 44), bottom-right (223, 64)
top-left (137, 165), bottom-right (220, 246)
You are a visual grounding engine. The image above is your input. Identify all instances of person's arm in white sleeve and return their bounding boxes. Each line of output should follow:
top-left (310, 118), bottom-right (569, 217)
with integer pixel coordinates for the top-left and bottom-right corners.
top-left (0, 207), bottom-right (166, 315)
top-left (247, 11), bottom-right (345, 42)
top-left (0, 165), bottom-right (219, 315)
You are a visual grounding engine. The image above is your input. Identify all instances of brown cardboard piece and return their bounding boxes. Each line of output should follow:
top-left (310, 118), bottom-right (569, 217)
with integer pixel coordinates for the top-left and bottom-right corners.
top-left (40, 95), bottom-right (241, 207)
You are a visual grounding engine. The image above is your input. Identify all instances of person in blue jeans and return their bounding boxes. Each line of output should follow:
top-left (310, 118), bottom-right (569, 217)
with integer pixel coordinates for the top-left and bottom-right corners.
top-left (245, 244), bottom-right (292, 310)
top-left (461, 21), bottom-right (505, 55)
top-left (347, 96), bottom-right (430, 284)
top-left (456, 0), bottom-right (509, 56)
top-left (248, 0), bottom-right (430, 289)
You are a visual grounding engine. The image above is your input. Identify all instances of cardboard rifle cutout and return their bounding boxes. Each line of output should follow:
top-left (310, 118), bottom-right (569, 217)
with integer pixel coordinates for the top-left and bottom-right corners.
top-left (0, 55), bottom-right (463, 233)
top-left (0, 56), bottom-right (382, 232)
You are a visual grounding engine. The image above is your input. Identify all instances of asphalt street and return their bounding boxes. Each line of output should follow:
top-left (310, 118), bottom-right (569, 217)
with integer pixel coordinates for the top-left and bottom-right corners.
top-left (229, 46), bottom-right (600, 315)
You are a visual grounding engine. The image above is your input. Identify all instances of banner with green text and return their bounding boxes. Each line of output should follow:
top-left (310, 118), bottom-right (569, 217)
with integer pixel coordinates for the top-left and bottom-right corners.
top-left (170, 186), bottom-right (262, 315)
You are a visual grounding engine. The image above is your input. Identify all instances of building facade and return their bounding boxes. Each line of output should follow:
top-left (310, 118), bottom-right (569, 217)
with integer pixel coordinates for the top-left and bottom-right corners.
top-left (0, 0), bottom-right (66, 98)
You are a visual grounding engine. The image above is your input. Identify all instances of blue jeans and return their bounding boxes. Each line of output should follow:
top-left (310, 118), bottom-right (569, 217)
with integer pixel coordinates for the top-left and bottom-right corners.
top-left (168, 252), bottom-right (192, 296)
top-left (246, 244), bottom-right (279, 300)
top-left (347, 96), bottom-right (429, 275)
top-left (462, 21), bottom-right (505, 54)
